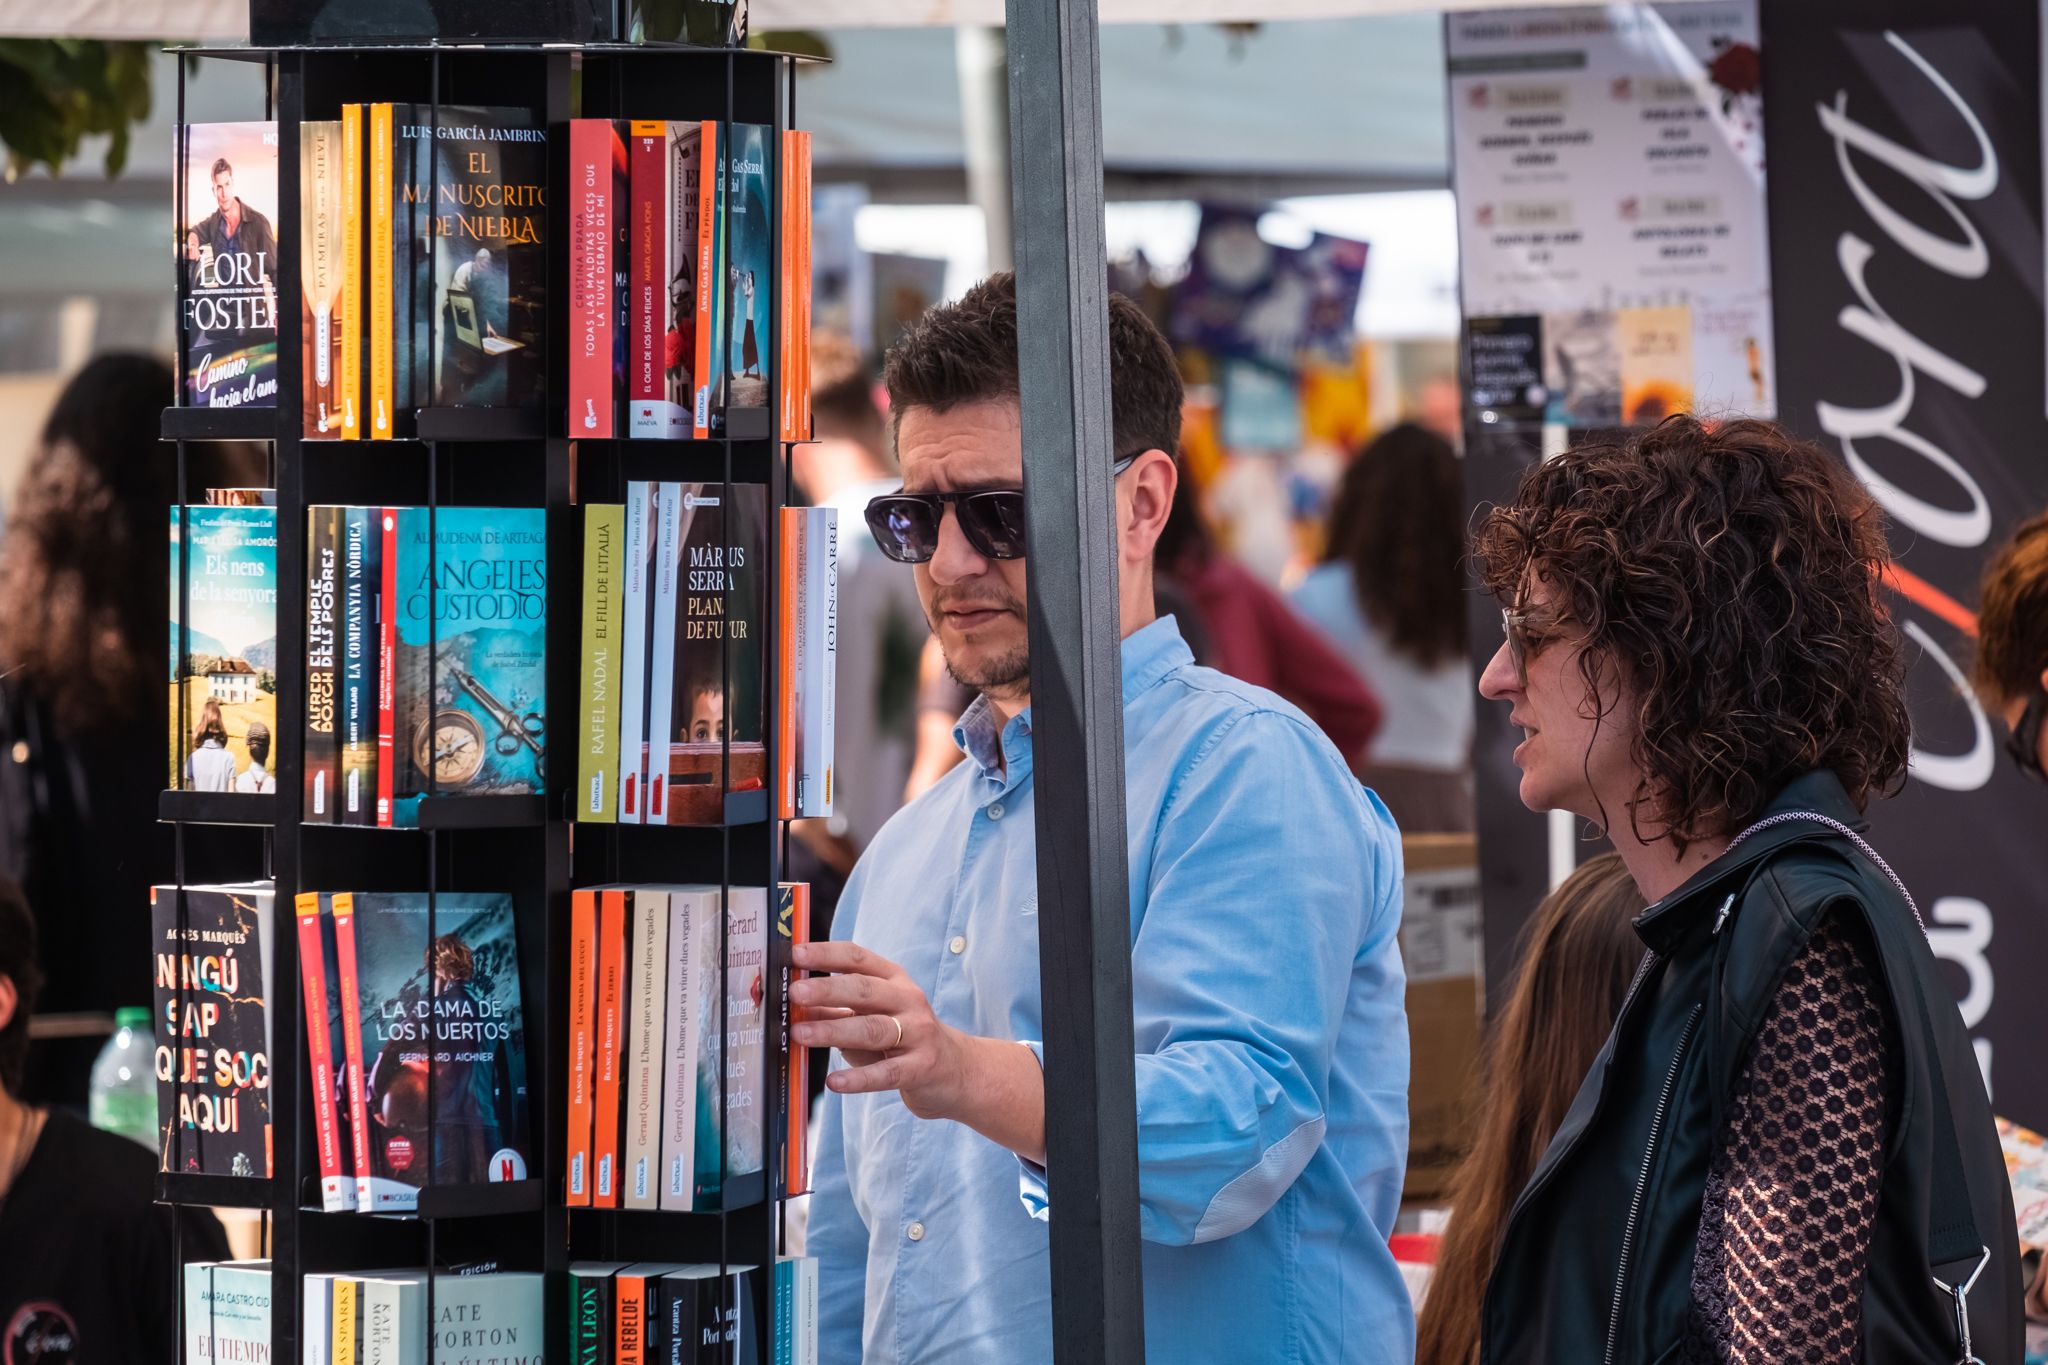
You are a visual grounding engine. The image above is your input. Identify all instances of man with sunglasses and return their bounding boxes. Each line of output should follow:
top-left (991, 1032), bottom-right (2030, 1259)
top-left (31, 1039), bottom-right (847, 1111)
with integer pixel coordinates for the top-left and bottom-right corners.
top-left (795, 273), bottom-right (1411, 1364)
top-left (1976, 508), bottom-right (2048, 780)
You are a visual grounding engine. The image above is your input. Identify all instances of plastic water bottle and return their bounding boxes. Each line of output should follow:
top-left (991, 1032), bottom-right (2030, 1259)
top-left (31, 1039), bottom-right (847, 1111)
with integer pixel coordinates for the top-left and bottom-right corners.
top-left (88, 1007), bottom-right (158, 1149)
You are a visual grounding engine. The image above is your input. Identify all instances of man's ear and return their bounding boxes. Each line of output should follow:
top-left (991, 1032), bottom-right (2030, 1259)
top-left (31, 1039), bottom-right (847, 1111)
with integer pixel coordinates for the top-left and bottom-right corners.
top-left (1120, 449), bottom-right (1178, 564)
top-left (0, 977), bottom-right (16, 1037)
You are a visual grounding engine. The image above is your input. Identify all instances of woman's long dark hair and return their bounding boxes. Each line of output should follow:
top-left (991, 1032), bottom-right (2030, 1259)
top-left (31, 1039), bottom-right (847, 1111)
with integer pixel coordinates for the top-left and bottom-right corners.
top-left (1415, 853), bottom-right (1646, 1365)
top-left (0, 353), bottom-right (262, 733)
top-left (1322, 422), bottom-right (1469, 669)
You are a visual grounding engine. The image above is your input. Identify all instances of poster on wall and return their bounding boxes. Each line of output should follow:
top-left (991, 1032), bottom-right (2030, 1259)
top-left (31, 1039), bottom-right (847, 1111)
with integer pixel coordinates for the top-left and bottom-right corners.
top-left (1447, 3), bottom-right (1774, 426)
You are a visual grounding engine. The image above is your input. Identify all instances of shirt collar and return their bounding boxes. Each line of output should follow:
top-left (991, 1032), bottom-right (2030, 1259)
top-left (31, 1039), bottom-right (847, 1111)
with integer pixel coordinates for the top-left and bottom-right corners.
top-left (950, 614), bottom-right (1195, 778)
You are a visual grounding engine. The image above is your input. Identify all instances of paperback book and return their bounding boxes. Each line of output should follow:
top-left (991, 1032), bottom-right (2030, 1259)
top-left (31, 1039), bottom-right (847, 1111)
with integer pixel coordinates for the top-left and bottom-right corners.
top-left (660, 484), bottom-right (767, 825)
top-left (301, 119), bottom-right (348, 437)
top-left (178, 121), bottom-right (280, 409)
top-left (150, 882), bottom-right (276, 1178)
top-left (388, 506), bottom-right (548, 826)
top-left (336, 890), bottom-right (530, 1211)
top-left (184, 1260), bottom-right (272, 1363)
top-left (721, 121), bottom-right (774, 414)
top-left (169, 504), bottom-right (279, 795)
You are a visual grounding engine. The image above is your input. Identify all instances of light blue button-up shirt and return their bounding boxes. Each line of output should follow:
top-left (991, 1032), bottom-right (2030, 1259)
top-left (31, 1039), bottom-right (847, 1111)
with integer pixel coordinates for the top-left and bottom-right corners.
top-left (806, 615), bottom-right (1411, 1363)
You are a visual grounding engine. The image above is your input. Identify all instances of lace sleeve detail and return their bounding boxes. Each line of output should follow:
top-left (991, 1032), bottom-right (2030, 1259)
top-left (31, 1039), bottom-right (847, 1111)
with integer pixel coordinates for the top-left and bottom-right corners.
top-left (1682, 912), bottom-right (1895, 1363)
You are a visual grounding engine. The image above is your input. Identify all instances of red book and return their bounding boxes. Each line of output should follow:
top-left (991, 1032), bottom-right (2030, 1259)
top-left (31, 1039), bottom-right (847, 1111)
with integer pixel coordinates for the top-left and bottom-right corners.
top-left (592, 887), bottom-right (627, 1207)
top-left (569, 119), bottom-right (615, 438)
top-left (333, 893), bottom-right (376, 1209)
top-left (628, 121), bottom-right (666, 439)
top-left (375, 507), bottom-right (398, 826)
top-left (564, 887), bottom-right (598, 1206)
top-left (293, 892), bottom-right (354, 1211)
top-left (615, 1266), bottom-right (647, 1365)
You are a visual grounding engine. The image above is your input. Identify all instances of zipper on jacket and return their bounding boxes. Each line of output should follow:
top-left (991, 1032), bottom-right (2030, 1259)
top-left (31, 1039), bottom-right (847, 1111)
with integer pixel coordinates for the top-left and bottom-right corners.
top-left (1603, 1002), bottom-right (1704, 1365)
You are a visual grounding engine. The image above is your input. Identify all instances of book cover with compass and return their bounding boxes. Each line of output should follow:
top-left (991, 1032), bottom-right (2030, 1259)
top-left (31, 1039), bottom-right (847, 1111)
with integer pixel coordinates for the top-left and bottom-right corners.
top-left (337, 889), bottom-right (529, 1211)
top-left (388, 506), bottom-right (546, 827)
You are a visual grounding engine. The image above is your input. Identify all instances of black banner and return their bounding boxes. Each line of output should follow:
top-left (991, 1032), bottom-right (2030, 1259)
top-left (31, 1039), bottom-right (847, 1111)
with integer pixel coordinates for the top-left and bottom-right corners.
top-left (1764, 1), bottom-right (2048, 1126)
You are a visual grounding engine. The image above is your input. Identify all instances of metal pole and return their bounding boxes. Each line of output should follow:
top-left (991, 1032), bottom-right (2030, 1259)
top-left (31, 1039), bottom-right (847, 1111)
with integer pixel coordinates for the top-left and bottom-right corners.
top-left (1003, 1), bottom-right (1145, 1360)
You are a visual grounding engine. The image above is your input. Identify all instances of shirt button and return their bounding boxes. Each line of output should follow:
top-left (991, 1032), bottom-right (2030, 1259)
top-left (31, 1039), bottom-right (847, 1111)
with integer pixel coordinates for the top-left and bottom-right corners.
top-left (907, 1221), bottom-right (926, 1242)
top-left (987, 802), bottom-right (1005, 820)
top-left (948, 936), bottom-right (967, 955)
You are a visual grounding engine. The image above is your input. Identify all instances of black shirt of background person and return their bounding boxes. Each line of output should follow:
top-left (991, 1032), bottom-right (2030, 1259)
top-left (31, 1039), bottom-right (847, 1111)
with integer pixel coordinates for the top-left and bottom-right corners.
top-left (0, 1109), bottom-right (228, 1365)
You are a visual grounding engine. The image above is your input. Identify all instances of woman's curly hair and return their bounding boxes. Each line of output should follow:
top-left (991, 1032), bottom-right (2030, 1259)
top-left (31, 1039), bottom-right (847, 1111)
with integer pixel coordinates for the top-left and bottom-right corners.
top-left (1471, 415), bottom-right (1911, 849)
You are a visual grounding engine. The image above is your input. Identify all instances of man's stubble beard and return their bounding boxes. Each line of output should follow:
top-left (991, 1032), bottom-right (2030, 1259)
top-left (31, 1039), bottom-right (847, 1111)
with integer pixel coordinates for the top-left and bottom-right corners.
top-left (944, 640), bottom-right (1029, 701)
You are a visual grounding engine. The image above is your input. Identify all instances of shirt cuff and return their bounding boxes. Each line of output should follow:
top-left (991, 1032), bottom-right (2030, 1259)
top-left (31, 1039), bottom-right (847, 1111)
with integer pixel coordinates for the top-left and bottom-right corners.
top-left (1016, 1041), bottom-right (1050, 1222)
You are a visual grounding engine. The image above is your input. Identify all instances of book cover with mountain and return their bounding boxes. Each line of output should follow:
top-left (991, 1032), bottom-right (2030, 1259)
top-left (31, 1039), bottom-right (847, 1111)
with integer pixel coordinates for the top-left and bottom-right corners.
top-left (150, 883), bottom-right (276, 1178)
top-left (344, 891), bottom-right (530, 1210)
top-left (390, 507), bottom-right (547, 826)
top-left (178, 121), bottom-right (280, 409)
top-left (395, 107), bottom-right (549, 411)
top-left (662, 485), bottom-right (766, 824)
top-left (722, 123), bottom-right (774, 413)
top-left (169, 505), bottom-right (278, 794)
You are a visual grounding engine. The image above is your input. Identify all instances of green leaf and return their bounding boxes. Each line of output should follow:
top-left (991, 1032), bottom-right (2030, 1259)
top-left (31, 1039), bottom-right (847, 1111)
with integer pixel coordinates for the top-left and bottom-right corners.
top-left (0, 38), bottom-right (154, 181)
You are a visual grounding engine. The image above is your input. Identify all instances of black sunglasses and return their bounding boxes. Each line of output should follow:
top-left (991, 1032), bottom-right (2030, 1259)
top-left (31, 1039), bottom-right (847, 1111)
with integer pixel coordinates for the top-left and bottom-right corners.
top-left (865, 452), bottom-right (1143, 564)
top-left (2007, 689), bottom-right (2048, 782)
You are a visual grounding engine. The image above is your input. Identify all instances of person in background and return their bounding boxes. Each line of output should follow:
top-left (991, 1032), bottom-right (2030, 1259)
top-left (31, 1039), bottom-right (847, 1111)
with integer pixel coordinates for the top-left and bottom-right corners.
top-left (1153, 476), bottom-right (1382, 770)
top-left (1413, 375), bottom-right (1464, 448)
top-left (1414, 852), bottom-right (1643, 1365)
top-left (0, 874), bottom-right (229, 1363)
top-left (1292, 422), bottom-right (1475, 831)
top-left (803, 273), bottom-right (1411, 1362)
top-left (1974, 508), bottom-right (2048, 779)
top-left (1472, 416), bottom-right (2019, 1362)
top-left (790, 332), bottom-right (931, 894)
top-left (0, 353), bottom-right (264, 1105)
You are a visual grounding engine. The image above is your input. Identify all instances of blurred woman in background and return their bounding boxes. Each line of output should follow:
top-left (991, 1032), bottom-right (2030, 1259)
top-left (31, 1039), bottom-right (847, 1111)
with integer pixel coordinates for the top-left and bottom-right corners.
top-left (0, 353), bottom-right (262, 1103)
top-left (1292, 422), bottom-right (1474, 830)
top-left (1414, 853), bottom-right (1643, 1365)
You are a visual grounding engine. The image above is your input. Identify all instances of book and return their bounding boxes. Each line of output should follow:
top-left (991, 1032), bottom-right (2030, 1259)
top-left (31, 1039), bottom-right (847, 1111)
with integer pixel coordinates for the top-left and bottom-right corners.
top-left (2000, 1117), bottom-right (2048, 1251)
top-left (304, 1272), bottom-right (331, 1362)
top-left (658, 888), bottom-right (708, 1211)
top-left (341, 104), bottom-right (363, 440)
top-left (342, 891), bottom-right (531, 1211)
top-left (169, 504), bottom-right (278, 794)
top-left (566, 887), bottom-right (598, 1205)
top-left (360, 1275), bottom-right (426, 1365)
top-left (305, 505), bottom-right (341, 820)
top-left (333, 1276), bottom-right (358, 1365)
top-left (580, 503), bottom-right (624, 822)
top-left (570, 119), bottom-right (617, 437)
top-left (618, 482), bottom-right (655, 823)
top-left (369, 103), bottom-right (394, 437)
top-left (623, 887), bottom-right (671, 1211)
top-left (205, 487), bottom-right (277, 507)
top-left (630, 122), bottom-right (694, 439)
top-left (593, 887), bottom-right (627, 1207)
top-left (184, 1261), bottom-right (271, 1363)
top-left (294, 892), bottom-right (355, 1211)
top-left (723, 122), bottom-right (774, 414)
top-left (702, 886), bottom-right (767, 1206)
top-left (772, 1258), bottom-right (817, 1365)
top-left (690, 120), bottom-right (723, 438)
top-left (570, 1262), bottom-right (622, 1365)
top-left (333, 894), bottom-right (375, 1206)
top-left (802, 508), bottom-right (837, 820)
top-left (376, 507), bottom-right (399, 825)
top-left (150, 883), bottom-right (276, 1177)
top-left (178, 121), bottom-right (280, 410)
top-left (612, 121), bottom-right (633, 437)
top-left (658, 484), bottom-right (768, 825)
top-left (301, 119), bottom-right (345, 437)
top-left (663, 1264), bottom-right (760, 1364)
top-left (404, 106), bottom-right (549, 411)
top-left (428, 1272), bottom-right (544, 1365)
top-left (645, 484), bottom-right (684, 823)
top-left (798, 131), bottom-right (812, 438)
top-left (389, 506), bottom-right (549, 826)
top-left (776, 883), bottom-right (810, 1198)
top-left (339, 507), bottom-right (380, 824)
top-left (775, 508), bottom-right (799, 821)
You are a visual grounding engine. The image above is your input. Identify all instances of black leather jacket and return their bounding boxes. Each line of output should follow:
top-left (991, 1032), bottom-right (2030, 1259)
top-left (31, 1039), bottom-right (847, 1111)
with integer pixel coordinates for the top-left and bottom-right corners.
top-left (1481, 770), bottom-right (2022, 1364)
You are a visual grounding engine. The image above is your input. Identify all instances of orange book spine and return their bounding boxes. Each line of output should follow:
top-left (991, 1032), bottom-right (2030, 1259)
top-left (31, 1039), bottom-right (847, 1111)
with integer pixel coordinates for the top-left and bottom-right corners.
top-left (798, 131), bottom-right (813, 439)
top-left (592, 887), bottom-right (627, 1207)
top-left (293, 892), bottom-right (350, 1210)
top-left (691, 120), bottom-right (719, 438)
top-left (340, 105), bottom-right (362, 439)
top-left (615, 1270), bottom-right (646, 1365)
top-left (565, 888), bottom-right (597, 1205)
top-left (368, 103), bottom-right (393, 438)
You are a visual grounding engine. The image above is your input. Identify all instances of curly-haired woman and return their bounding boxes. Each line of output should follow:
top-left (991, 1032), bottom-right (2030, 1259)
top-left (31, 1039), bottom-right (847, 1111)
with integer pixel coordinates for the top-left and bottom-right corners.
top-left (1470, 417), bottom-right (2019, 1364)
